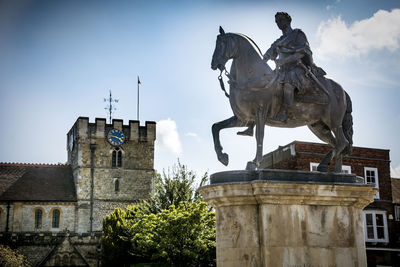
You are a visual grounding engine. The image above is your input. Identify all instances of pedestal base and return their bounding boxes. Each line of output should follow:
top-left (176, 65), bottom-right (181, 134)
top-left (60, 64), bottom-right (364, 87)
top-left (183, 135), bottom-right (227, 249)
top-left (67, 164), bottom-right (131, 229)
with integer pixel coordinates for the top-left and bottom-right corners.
top-left (199, 170), bottom-right (376, 267)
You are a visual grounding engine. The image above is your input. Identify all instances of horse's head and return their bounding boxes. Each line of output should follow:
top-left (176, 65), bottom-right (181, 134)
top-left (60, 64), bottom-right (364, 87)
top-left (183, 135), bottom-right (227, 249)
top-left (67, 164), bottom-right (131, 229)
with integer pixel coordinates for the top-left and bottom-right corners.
top-left (211, 26), bottom-right (235, 71)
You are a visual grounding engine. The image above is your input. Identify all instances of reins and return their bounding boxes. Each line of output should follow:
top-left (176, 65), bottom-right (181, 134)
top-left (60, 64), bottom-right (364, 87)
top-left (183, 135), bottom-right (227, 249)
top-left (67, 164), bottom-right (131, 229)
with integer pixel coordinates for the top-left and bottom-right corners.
top-left (218, 67), bottom-right (231, 98)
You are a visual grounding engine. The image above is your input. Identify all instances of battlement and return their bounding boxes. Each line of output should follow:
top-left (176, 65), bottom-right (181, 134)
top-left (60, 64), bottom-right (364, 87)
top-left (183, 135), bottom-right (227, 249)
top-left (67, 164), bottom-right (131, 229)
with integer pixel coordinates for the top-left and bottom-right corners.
top-left (68, 117), bottom-right (156, 142)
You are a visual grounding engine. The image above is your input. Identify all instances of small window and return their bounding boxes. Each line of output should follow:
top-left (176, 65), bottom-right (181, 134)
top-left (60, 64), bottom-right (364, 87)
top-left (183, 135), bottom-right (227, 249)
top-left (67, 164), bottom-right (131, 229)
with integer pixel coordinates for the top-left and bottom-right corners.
top-left (115, 179), bottom-right (120, 192)
top-left (364, 167), bottom-right (379, 199)
top-left (112, 148), bottom-right (122, 167)
top-left (311, 162), bottom-right (351, 173)
top-left (52, 209), bottom-right (60, 228)
top-left (310, 162), bottom-right (319, 172)
top-left (341, 165), bottom-right (351, 174)
top-left (35, 209), bottom-right (42, 230)
top-left (363, 210), bottom-right (388, 242)
top-left (395, 206), bottom-right (400, 221)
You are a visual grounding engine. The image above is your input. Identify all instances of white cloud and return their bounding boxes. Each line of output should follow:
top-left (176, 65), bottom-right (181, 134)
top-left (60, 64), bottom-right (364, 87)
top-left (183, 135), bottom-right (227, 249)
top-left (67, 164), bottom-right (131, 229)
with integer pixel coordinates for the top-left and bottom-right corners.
top-left (391, 165), bottom-right (400, 178)
top-left (156, 118), bottom-right (182, 155)
top-left (185, 132), bottom-right (201, 142)
top-left (185, 132), bottom-right (198, 137)
top-left (316, 9), bottom-right (400, 59)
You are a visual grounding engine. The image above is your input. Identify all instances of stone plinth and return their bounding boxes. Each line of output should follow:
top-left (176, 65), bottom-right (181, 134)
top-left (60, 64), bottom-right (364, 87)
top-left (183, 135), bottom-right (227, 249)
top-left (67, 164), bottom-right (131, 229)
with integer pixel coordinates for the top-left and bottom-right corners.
top-left (198, 170), bottom-right (377, 267)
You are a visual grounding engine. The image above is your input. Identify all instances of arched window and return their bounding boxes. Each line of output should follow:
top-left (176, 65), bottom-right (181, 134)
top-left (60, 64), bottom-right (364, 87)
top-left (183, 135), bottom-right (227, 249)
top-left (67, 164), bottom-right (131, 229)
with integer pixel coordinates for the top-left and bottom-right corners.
top-left (35, 209), bottom-right (42, 230)
top-left (62, 255), bottom-right (69, 266)
top-left (54, 255), bottom-right (61, 266)
top-left (70, 255), bottom-right (76, 265)
top-left (52, 209), bottom-right (60, 228)
top-left (112, 148), bottom-right (122, 167)
top-left (115, 179), bottom-right (120, 192)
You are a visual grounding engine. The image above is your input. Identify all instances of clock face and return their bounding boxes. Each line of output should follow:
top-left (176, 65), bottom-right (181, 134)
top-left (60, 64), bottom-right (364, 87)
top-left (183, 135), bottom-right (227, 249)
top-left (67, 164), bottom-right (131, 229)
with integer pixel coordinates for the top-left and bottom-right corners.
top-left (107, 129), bottom-right (125, 146)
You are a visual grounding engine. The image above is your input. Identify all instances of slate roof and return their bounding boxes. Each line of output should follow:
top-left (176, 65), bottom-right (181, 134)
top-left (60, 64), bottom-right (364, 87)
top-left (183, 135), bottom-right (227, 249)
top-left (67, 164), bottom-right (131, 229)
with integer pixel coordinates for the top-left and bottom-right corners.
top-left (0, 163), bottom-right (76, 202)
top-left (392, 178), bottom-right (400, 204)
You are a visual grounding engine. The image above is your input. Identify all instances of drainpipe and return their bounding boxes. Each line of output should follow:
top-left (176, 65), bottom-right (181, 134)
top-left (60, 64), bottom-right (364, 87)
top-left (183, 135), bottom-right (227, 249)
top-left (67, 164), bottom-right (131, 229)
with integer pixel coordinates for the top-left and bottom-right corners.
top-left (5, 201), bottom-right (10, 232)
top-left (90, 144), bottom-right (96, 234)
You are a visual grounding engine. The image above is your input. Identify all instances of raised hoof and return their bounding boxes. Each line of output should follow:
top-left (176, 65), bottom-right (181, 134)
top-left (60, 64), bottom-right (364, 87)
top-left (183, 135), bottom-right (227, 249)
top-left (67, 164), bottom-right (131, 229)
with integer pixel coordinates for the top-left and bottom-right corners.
top-left (237, 128), bottom-right (254, 136)
top-left (317, 164), bottom-right (328, 172)
top-left (246, 161), bottom-right (257, 171)
top-left (218, 153), bottom-right (229, 166)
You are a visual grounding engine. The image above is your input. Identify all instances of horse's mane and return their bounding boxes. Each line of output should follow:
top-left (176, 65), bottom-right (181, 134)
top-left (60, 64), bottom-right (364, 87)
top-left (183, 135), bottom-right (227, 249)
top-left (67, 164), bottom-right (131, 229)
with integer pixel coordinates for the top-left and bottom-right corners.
top-left (233, 33), bottom-right (263, 57)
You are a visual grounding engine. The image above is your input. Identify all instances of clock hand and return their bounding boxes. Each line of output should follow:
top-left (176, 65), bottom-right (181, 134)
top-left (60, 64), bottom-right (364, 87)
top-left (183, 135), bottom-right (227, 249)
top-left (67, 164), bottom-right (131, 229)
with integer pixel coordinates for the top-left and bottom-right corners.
top-left (113, 136), bottom-right (123, 142)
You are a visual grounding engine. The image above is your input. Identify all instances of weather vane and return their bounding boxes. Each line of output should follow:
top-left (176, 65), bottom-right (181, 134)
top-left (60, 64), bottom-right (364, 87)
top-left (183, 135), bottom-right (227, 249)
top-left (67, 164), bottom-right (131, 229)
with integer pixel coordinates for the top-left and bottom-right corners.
top-left (104, 90), bottom-right (118, 123)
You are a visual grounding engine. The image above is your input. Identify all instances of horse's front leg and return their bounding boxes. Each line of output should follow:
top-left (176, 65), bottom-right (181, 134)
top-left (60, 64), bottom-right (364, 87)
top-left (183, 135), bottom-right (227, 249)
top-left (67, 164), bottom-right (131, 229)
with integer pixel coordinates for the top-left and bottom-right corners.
top-left (246, 108), bottom-right (265, 171)
top-left (212, 116), bottom-right (243, 166)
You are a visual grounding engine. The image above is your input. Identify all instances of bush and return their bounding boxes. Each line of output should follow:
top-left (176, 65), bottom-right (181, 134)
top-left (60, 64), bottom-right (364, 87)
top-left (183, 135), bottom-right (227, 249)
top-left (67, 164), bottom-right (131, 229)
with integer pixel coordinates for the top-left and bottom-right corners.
top-left (0, 245), bottom-right (30, 267)
top-left (101, 161), bottom-right (215, 266)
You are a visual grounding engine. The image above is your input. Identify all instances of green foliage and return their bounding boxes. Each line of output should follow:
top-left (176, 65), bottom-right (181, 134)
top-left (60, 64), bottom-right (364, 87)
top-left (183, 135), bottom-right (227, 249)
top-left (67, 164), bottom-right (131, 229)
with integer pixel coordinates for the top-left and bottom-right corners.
top-left (101, 161), bottom-right (215, 267)
top-left (102, 202), bottom-right (215, 267)
top-left (0, 245), bottom-right (30, 267)
top-left (141, 161), bottom-right (208, 214)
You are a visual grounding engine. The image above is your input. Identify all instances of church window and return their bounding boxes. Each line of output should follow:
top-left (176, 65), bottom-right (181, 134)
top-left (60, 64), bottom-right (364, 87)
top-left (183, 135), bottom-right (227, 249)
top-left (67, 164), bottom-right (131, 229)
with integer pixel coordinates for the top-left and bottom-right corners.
top-left (35, 209), bottom-right (42, 230)
top-left (54, 255), bottom-right (61, 265)
top-left (62, 255), bottom-right (69, 266)
top-left (52, 209), bottom-right (60, 228)
top-left (115, 179), bottom-right (120, 192)
top-left (112, 148), bottom-right (122, 167)
top-left (70, 255), bottom-right (76, 265)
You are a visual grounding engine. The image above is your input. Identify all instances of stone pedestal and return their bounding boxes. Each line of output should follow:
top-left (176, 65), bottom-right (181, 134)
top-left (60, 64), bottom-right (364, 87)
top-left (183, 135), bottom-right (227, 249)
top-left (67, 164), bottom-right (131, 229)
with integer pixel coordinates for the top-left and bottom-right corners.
top-left (198, 170), bottom-right (377, 267)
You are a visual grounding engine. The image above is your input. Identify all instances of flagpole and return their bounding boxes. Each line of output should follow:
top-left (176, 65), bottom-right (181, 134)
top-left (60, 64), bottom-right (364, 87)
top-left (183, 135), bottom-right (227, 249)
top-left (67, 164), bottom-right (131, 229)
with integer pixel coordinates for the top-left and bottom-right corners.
top-left (137, 76), bottom-right (140, 121)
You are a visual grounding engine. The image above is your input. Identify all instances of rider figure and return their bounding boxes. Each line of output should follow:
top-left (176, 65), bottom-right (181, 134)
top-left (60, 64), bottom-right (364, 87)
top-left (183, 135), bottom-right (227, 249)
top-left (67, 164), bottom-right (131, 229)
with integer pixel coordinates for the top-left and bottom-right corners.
top-left (263, 12), bottom-right (317, 122)
top-left (237, 12), bottom-right (325, 135)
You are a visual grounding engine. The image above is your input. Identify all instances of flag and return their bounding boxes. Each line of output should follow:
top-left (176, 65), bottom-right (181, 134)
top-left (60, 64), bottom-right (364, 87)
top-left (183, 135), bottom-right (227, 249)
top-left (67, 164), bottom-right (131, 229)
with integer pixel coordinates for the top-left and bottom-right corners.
top-left (138, 76), bottom-right (141, 85)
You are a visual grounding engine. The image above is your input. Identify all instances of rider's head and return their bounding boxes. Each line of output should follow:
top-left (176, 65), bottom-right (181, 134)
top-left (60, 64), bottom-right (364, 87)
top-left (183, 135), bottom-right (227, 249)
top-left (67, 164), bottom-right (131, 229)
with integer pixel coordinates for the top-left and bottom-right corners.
top-left (275, 12), bottom-right (291, 30)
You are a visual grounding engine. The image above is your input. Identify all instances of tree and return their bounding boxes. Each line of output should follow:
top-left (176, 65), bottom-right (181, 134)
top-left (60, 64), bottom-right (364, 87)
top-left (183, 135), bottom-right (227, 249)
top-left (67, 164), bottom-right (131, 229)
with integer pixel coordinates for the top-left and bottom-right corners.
top-left (101, 161), bottom-right (215, 267)
top-left (140, 161), bottom-right (208, 214)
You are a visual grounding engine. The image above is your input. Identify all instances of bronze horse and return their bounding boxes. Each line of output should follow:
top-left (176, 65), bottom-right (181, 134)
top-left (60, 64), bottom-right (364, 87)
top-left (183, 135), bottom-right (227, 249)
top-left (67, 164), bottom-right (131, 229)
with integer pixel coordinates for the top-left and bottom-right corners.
top-left (211, 27), bottom-right (353, 172)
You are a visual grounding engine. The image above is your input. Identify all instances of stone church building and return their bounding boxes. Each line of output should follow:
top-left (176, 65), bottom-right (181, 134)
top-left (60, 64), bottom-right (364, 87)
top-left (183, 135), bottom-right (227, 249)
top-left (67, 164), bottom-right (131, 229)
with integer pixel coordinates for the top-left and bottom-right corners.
top-left (0, 117), bottom-right (156, 266)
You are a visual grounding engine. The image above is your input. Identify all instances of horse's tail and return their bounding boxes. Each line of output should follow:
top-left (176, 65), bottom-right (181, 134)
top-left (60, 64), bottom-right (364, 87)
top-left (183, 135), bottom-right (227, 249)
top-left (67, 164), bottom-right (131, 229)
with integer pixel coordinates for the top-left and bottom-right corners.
top-left (342, 91), bottom-right (353, 155)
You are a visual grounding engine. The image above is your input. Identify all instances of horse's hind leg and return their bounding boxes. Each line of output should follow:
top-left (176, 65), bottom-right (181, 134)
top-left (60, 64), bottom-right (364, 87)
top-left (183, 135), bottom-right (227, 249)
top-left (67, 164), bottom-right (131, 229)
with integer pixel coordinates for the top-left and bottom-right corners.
top-left (332, 126), bottom-right (349, 173)
top-left (308, 121), bottom-right (336, 172)
top-left (212, 116), bottom-right (245, 166)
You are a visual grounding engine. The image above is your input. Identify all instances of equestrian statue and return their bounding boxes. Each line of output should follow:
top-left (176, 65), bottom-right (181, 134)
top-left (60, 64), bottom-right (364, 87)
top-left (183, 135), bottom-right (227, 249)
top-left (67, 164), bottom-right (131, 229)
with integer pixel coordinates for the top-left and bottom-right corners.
top-left (211, 12), bottom-right (353, 172)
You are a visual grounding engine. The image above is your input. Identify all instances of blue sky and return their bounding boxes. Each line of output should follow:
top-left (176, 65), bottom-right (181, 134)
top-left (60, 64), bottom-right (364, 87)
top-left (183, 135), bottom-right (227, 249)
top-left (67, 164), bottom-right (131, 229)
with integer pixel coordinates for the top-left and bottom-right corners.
top-left (0, 0), bottom-right (399, 179)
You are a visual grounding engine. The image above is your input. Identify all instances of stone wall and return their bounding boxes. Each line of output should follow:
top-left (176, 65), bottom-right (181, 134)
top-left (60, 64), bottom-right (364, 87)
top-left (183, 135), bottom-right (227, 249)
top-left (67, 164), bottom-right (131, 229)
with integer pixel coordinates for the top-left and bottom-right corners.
top-left (0, 204), bottom-right (13, 231)
top-left (67, 117), bottom-right (155, 233)
top-left (0, 231), bottom-right (101, 266)
top-left (0, 202), bottom-right (75, 232)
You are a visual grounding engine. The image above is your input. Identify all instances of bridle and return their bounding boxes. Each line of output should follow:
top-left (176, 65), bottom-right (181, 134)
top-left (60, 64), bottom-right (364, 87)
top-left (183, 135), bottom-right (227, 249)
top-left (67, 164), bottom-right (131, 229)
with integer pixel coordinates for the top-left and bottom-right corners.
top-left (216, 35), bottom-right (236, 99)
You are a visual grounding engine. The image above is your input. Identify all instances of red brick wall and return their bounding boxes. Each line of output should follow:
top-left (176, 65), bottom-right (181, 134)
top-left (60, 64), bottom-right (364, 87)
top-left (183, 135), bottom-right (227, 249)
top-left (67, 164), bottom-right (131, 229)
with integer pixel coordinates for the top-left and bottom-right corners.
top-left (265, 142), bottom-right (392, 201)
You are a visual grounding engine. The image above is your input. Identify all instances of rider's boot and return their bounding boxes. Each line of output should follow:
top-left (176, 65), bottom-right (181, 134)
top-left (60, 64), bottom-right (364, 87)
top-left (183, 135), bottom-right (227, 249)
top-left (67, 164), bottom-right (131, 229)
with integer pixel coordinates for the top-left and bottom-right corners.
top-left (270, 106), bottom-right (288, 122)
top-left (270, 85), bottom-right (294, 122)
top-left (237, 125), bottom-right (254, 136)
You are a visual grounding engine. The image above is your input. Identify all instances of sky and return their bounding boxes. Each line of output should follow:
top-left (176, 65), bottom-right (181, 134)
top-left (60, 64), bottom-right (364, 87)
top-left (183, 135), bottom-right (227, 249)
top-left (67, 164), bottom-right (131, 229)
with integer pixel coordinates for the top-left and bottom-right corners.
top-left (0, 0), bottom-right (399, 181)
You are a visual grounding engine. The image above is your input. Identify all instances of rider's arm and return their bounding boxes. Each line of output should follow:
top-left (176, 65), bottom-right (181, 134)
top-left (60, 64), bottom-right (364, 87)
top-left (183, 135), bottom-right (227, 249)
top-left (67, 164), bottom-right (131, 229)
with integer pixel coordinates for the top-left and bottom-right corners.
top-left (275, 52), bottom-right (303, 67)
top-left (263, 41), bottom-right (278, 61)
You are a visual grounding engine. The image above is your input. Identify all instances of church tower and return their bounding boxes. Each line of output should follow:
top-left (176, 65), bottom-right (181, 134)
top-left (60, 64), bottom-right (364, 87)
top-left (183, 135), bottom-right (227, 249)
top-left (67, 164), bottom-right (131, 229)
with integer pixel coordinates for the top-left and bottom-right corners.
top-left (67, 117), bottom-right (156, 233)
